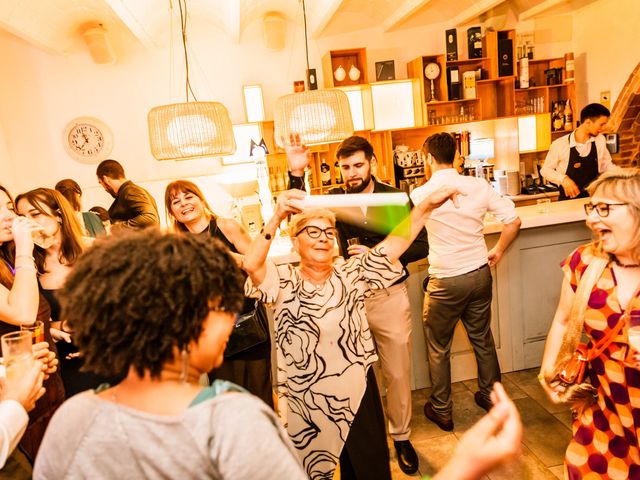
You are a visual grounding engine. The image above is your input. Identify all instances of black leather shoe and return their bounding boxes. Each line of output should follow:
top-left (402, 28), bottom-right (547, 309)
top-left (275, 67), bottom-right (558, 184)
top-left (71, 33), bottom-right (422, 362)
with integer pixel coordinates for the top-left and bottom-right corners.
top-left (474, 391), bottom-right (493, 412)
top-left (394, 440), bottom-right (419, 475)
top-left (423, 402), bottom-right (453, 431)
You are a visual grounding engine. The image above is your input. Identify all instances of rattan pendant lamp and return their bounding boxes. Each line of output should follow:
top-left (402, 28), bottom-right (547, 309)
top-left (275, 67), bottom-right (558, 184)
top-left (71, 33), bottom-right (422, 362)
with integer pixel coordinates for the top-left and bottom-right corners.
top-left (148, 0), bottom-right (236, 161)
top-left (273, 0), bottom-right (353, 147)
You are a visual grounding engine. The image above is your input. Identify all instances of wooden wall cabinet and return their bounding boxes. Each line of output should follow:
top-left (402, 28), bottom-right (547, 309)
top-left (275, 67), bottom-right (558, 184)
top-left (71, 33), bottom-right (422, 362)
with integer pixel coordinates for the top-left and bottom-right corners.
top-left (322, 48), bottom-right (368, 88)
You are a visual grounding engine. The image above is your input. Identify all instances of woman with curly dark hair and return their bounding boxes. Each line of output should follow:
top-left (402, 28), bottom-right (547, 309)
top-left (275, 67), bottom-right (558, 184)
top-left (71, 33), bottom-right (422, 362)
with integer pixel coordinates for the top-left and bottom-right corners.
top-left (165, 179), bottom-right (273, 408)
top-left (33, 231), bottom-right (305, 479)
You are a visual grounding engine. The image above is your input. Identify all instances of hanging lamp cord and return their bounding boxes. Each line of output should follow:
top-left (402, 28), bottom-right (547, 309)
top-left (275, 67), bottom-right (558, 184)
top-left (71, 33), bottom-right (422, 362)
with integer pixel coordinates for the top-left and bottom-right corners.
top-left (302, 0), bottom-right (310, 74)
top-left (177, 0), bottom-right (197, 102)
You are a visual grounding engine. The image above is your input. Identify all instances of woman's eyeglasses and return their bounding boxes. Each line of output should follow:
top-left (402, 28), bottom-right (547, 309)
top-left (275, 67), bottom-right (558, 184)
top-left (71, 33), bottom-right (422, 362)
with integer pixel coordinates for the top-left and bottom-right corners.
top-left (583, 202), bottom-right (627, 217)
top-left (296, 226), bottom-right (338, 240)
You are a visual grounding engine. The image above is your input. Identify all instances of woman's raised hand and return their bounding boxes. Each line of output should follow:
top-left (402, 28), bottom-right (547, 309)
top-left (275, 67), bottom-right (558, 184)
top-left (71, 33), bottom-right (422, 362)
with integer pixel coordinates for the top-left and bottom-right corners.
top-left (283, 134), bottom-right (311, 176)
top-left (275, 189), bottom-right (306, 221)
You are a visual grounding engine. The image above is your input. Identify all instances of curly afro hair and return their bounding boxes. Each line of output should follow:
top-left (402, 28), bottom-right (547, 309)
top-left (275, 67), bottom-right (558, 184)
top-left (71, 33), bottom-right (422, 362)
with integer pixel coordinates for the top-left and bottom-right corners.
top-left (59, 230), bottom-right (245, 379)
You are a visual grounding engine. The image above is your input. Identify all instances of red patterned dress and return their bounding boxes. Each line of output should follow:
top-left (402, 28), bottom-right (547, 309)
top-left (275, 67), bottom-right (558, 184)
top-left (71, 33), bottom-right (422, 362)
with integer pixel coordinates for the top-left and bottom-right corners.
top-left (562, 243), bottom-right (640, 479)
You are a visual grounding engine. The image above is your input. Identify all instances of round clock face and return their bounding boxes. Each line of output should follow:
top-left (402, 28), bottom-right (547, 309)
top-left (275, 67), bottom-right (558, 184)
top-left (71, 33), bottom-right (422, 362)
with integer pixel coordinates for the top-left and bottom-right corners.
top-left (63, 117), bottom-right (113, 164)
top-left (424, 62), bottom-right (441, 80)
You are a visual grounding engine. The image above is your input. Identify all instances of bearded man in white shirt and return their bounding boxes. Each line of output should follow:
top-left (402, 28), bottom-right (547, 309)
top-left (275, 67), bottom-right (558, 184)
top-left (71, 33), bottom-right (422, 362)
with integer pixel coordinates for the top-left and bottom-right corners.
top-left (410, 133), bottom-right (521, 432)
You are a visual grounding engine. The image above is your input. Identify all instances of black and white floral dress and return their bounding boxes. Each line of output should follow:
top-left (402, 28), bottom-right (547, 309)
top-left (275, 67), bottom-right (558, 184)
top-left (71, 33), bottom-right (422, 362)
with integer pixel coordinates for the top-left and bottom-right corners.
top-left (246, 246), bottom-right (403, 479)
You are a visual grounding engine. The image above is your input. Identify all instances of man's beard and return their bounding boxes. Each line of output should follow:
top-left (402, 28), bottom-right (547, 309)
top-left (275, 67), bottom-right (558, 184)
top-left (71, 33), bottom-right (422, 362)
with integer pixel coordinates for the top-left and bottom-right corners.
top-left (345, 174), bottom-right (372, 193)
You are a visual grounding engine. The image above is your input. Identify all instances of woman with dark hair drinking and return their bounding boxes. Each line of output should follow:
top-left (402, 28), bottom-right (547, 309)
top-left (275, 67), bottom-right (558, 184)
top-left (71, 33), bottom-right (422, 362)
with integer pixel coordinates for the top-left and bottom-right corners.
top-left (0, 184), bottom-right (63, 464)
top-left (16, 188), bottom-right (115, 397)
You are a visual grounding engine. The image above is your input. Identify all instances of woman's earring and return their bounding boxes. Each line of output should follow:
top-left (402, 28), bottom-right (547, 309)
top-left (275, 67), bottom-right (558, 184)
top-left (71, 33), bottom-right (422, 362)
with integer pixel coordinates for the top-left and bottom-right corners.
top-left (179, 348), bottom-right (189, 383)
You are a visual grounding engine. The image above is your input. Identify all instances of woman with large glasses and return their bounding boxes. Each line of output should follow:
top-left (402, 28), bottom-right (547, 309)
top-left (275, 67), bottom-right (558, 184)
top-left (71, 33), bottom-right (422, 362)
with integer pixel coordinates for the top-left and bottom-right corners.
top-left (540, 168), bottom-right (640, 479)
top-left (164, 180), bottom-right (273, 408)
top-left (241, 186), bottom-right (460, 480)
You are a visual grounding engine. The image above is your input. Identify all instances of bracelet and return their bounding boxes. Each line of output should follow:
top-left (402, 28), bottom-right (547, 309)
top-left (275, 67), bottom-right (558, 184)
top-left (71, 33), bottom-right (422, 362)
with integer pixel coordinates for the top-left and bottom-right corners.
top-left (15, 264), bottom-right (37, 272)
top-left (15, 254), bottom-right (35, 261)
top-left (260, 227), bottom-right (273, 241)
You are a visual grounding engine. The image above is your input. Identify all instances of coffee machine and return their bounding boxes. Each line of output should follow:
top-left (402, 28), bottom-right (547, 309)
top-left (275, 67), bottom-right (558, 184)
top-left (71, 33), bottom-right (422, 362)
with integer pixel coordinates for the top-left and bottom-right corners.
top-left (393, 146), bottom-right (425, 194)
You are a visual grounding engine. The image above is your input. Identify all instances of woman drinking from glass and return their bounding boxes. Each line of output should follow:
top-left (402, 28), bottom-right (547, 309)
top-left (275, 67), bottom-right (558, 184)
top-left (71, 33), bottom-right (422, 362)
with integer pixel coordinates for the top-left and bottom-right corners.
top-left (0, 185), bottom-right (64, 464)
top-left (16, 188), bottom-right (116, 397)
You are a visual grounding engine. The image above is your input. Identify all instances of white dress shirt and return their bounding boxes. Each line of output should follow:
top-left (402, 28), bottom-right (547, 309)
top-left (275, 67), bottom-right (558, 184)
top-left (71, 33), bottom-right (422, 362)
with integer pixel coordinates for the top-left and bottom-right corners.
top-left (0, 400), bottom-right (28, 469)
top-left (411, 168), bottom-right (518, 278)
top-left (540, 132), bottom-right (613, 186)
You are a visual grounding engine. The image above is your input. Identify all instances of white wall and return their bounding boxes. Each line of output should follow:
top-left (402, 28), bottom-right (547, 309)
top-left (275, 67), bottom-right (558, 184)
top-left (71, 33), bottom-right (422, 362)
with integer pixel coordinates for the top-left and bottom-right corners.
top-left (0, 0), bottom-right (638, 211)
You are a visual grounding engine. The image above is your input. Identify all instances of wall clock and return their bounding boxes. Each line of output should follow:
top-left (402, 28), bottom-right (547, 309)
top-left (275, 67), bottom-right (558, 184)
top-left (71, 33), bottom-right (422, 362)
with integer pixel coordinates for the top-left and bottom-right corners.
top-left (63, 117), bottom-right (113, 164)
top-left (424, 62), bottom-right (441, 102)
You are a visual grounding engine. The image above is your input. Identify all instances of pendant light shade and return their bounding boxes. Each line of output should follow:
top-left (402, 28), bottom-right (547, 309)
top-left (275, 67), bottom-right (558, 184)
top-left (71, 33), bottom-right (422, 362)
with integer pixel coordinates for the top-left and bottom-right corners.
top-left (274, 89), bottom-right (354, 147)
top-left (148, 102), bottom-right (236, 161)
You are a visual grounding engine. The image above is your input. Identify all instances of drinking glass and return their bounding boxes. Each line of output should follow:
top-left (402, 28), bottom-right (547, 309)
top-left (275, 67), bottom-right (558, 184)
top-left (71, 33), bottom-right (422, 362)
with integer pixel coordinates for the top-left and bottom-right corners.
top-left (32, 230), bottom-right (55, 249)
top-left (347, 237), bottom-right (361, 247)
top-left (1, 331), bottom-right (34, 380)
top-left (628, 313), bottom-right (640, 352)
top-left (21, 320), bottom-right (44, 344)
top-left (537, 198), bottom-right (551, 214)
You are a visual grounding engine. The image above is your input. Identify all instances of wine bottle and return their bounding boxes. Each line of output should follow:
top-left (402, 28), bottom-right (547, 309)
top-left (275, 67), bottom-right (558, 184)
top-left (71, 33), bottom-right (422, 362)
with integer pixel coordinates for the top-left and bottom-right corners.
top-left (564, 99), bottom-right (573, 131)
top-left (552, 102), bottom-right (564, 131)
top-left (320, 158), bottom-right (331, 186)
top-left (334, 159), bottom-right (343, 184)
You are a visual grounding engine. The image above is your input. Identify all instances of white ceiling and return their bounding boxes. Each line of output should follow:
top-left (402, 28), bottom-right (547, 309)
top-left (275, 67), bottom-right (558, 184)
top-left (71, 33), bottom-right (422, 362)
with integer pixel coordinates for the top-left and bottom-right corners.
top-left (0, 0), bottom-right (598, 55)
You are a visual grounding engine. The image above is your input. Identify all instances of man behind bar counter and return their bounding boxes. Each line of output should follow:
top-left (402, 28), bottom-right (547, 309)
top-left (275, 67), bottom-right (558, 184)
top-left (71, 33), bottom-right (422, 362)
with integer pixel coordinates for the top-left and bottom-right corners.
top-left (411, 132), bottom-right (521, 432)
top-left (541, 103), bottom-right (614, 200)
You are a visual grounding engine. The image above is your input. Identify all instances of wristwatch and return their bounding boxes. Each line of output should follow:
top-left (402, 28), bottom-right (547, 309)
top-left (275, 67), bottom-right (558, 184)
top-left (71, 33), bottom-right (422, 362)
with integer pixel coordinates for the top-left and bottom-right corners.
top-left (260, 227), bottom-right (272, 240)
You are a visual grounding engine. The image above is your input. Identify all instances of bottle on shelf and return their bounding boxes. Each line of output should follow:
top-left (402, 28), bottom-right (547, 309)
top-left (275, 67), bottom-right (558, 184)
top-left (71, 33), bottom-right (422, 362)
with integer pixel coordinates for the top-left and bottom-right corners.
top-left (334, 159), bottom-right (343, 184)
top-left (307, 167), bottom-right (315, 189)
top-left (320, 157), bottom-right (331, 186)
top-left (552, 102), bottom-right (564, 131)
top-left (519, 57), bottom-right (529, 89)
top-left (564, 99), bottom-right (573, 131)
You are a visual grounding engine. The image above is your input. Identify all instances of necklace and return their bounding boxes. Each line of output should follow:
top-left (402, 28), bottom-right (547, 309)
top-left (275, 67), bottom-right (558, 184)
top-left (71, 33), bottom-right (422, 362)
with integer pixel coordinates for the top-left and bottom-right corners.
top-left (613, 257), bottom-right (640, 268)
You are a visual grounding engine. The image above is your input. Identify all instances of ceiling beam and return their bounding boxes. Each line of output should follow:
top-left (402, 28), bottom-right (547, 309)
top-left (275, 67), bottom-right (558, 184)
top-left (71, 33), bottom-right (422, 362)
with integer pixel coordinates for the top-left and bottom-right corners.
top-left (382, 0), bottom-right (435, 32)
top-left (103, 0), bottom-right (158, 49)
top-left (518, 0), bottom-right (568, 21)
top-left (451, 0), bottom-right (507, 27)
top-left (310, 0), bottom-right (345, 38)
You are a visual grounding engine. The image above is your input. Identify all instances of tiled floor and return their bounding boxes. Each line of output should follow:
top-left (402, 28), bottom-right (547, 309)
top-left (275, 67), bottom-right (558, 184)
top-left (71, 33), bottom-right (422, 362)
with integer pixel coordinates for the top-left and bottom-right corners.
top-left (386, 368), bottom-right (572, 479)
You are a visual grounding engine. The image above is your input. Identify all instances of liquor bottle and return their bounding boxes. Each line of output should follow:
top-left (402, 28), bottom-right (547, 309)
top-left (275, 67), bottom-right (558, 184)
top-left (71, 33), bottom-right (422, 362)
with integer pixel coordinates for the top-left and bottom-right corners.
top-left (334, 159), bottom-right (343, 184)
top-left (564, 99), bottom-right (573, 131)
top-left (307, 168), bottom-right (315, 189)
top-left (552, 102), bottom-right (564, 131)
top-left (320, 157), bottom-right (331, 186)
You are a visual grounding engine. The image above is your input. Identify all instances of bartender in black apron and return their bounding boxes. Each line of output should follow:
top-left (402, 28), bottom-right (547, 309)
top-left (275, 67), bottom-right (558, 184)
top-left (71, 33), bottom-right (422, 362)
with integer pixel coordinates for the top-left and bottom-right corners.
top-left (558, 136), bottom-right (599, 200)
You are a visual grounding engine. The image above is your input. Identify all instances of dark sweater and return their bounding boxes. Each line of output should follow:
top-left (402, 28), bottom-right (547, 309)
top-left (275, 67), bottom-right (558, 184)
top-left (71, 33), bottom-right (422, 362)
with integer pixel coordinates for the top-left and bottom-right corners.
top-left (108, 180), bottom-right (159, 229)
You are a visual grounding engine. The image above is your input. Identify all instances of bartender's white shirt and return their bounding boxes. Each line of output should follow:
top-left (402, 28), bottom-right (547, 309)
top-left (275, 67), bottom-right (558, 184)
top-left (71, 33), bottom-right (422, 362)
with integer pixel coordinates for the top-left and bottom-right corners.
top-left (411, 168), bottom-right (518, 278)
top-left (540, 132), bottom-right (613, 186)
top-left (0, 399), bottom-right (28, 468)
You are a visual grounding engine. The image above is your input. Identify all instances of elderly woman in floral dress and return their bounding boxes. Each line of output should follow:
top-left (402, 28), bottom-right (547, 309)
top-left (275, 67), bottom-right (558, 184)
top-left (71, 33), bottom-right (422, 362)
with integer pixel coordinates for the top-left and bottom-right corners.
top-left (241, 186), bottom-right (459, 479)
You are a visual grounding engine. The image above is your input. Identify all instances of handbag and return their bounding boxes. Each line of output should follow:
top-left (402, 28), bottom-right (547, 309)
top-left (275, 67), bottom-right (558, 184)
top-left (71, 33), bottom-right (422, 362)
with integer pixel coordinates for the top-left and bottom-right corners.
top-left (224, 301), bottom-right (269, 358)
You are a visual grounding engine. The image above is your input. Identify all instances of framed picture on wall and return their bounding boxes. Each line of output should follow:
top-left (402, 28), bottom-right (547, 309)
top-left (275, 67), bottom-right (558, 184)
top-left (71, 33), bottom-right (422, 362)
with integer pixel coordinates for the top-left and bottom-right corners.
top-left (375, 60), bottom-right (395, 81)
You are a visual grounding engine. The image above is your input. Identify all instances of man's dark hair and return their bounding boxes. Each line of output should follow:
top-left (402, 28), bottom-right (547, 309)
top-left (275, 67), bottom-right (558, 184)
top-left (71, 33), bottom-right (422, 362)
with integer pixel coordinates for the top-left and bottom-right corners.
top-left (336, 135), bottom-right (375, 161)
top-left (59, 230), bottom-right (245, 379)
top-left (580, 103), bottom-right (610, 123)
top-left (96, 159), bottom-right (125, 180)
top-left (423, 133), bottom-right (457, 165)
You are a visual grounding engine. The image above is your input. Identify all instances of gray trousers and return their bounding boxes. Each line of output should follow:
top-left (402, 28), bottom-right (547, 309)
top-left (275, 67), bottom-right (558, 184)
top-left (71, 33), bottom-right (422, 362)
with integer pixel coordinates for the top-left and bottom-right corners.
top-left (423, 264), bottom-right (500, 414)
